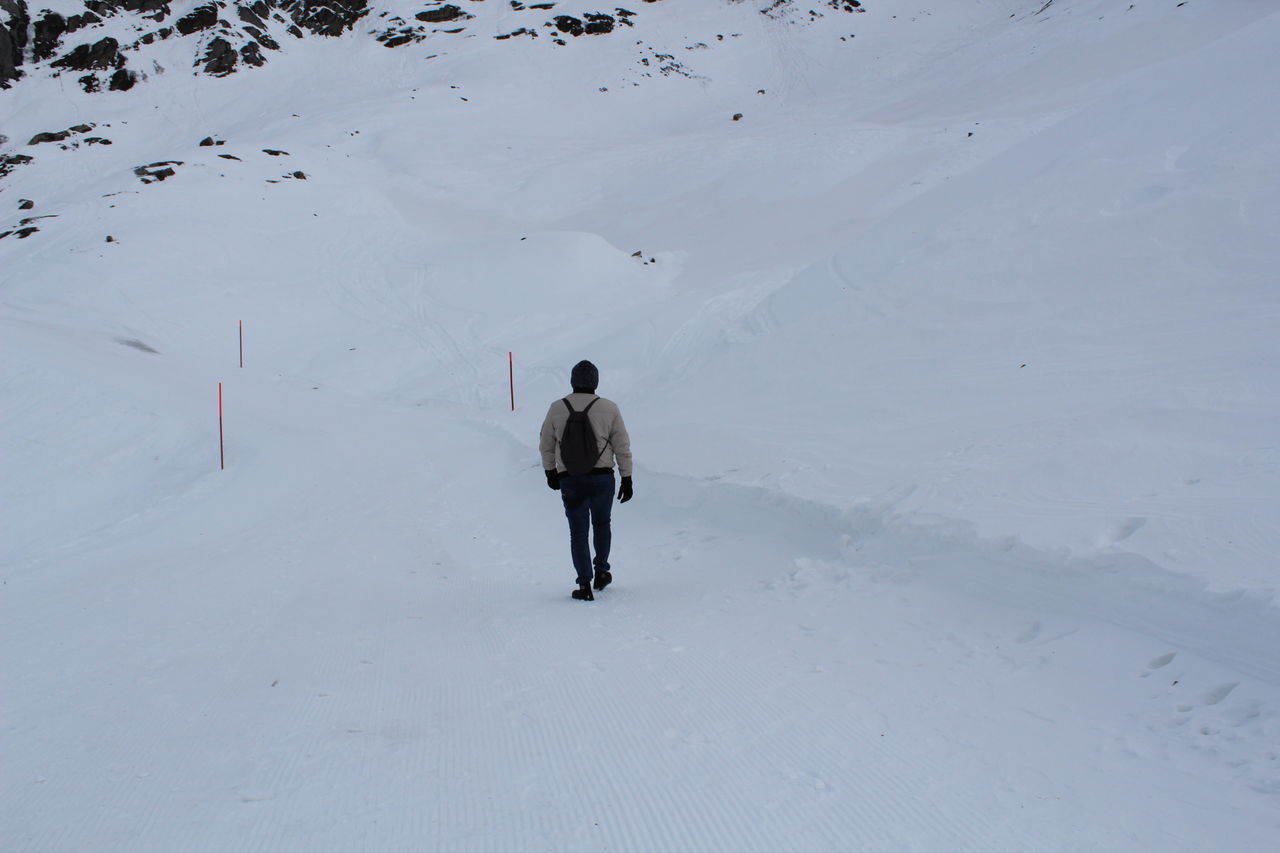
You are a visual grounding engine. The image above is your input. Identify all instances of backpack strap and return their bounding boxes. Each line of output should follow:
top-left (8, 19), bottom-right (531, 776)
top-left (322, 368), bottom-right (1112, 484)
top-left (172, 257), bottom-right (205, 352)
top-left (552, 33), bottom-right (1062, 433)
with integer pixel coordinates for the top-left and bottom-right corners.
top-left (563, 396), bottom-right (600, 414)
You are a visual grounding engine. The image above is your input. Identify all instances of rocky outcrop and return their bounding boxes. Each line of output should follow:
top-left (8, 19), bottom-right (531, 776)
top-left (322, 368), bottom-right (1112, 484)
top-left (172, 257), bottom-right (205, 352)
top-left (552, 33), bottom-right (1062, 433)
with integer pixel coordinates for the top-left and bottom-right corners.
top-left (49, 35), bottom-right (140, 91)
top-left (0, 153), bottom-right (33, 178)
top-left (279, 0), bottom-right (369, 38)
top-left (3, 0), bottom-right (846, 95)
top-left (52, 37), bottom-right (123, 71)
top-left (134, 160), bottom-right (183, 183)
top-left (0, 0), bottom-right (28, 88)
top-left (175, 4), bottom-right (219, 36)
top-left (415, 4), bottom-right (464, 23)
top-left (28, 124), bottom-right (98, 146)
top-left (34, 10), bottom-right (104, 61)
top-left (201, 37), bottom-right (237, 75)
top-left (22, 0), bottom-right (372, 90)
top-left (552, 12), bottom-right (628, 37)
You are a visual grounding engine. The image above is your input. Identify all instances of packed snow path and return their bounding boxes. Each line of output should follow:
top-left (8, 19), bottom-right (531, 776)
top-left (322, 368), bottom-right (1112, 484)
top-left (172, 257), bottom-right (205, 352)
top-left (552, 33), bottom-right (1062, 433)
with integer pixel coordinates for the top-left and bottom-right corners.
top-left (3, 350), bottom-right (1278, 851)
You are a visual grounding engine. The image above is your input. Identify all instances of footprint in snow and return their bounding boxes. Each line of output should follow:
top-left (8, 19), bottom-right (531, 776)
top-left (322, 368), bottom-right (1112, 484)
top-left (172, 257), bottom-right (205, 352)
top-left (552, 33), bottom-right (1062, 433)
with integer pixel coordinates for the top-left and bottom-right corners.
top-left (1174, 682), bottom-right (1240, 714)
top-left (1141, 652), bottom-right (1176, 677)
top-left (1202, 682), bottom-right (1239, 706)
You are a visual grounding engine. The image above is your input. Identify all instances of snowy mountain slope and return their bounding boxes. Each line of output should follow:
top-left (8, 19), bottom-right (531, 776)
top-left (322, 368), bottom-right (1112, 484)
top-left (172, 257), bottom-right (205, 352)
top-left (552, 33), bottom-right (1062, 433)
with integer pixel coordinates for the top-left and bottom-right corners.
top-left (639, 0), bottom-right (1280, 592)
top-left (4, 1), bottom-right (1280, 850)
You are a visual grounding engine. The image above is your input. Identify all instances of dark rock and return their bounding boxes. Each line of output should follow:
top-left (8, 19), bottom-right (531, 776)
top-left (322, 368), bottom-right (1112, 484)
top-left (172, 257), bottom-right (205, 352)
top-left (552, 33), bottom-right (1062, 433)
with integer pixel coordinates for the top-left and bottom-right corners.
top-left (7, 0), bottom-right (413, 91)
top-left (84, 0), bottom-right (171, 18)
top-left (29, 130), bottom-right (73, 145)
top-left (52, 37), bottom-right (122, 72)
top-left (108, 68), bottom-right (136, 90)
top-left (583, 13), bottom-right (614, 34)
top-left (732, 113), bottom-right (743, 121)
top-left (416, 5), bottom-right (466, 23)
top-left (282, 0), bottom-right (371, 37)
top-left (218, 154), bottom-right (242, 160)
top-left (290, 170), bottom-right (306, 179)
top-left (238, 5), bottom-right (268, 29)
top-left (176, 4), bottom-right (219, 36)
top-left (0, 153), bottom-right (33, 178)
top-left (240, 41), bottom-right (266, 66)
top-left (16, 226), bottom-right (39, 238)
top-left (33, 13), bottom-right (67, 62)
top-left (19, 199), bottom-right (34, 209)
top-left (85, 137), bottom-right (113, 144)
top-left (553, 15), bottom-right (583, 36)
top-left (70, 11), bottom-right (104, 29)
top-left (200, 136), bottom-right (216, 146)
top-left (0, 0), bottom-right (30, 88)
top-left (201, 37), bottom-right (237, 75)
top-left (380, 32), bottom-right (416, 48)
top-left (33, 10), bottom-right (103, 63)
top-left (134, 160), bottom-right (183, 183)
top-left (552, 13), bottom-right (616, 36)
top-left (263, 148), bottom-right (289, 156)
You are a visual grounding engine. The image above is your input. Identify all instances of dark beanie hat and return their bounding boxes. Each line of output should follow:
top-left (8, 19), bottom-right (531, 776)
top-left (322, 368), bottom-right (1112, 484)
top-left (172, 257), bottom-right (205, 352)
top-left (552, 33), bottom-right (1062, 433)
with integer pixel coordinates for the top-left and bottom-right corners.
top-left (571, 360), bottom-right (599, 392)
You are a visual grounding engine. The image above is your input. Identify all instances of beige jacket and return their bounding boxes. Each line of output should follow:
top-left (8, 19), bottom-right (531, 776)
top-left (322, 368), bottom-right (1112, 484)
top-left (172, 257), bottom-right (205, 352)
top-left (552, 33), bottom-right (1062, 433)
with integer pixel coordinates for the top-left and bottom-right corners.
top-left (539, 392), bottom-right (633, 477)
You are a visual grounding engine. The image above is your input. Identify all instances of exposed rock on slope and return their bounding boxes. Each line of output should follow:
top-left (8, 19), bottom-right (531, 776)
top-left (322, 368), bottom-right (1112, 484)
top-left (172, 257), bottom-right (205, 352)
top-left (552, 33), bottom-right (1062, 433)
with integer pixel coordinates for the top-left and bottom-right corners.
top-left (0, 0), bottom-right (866, 93)
top-left (0, 0), bottom-right (30, 87)
top-left (2, 0), bottom-right (374, 90)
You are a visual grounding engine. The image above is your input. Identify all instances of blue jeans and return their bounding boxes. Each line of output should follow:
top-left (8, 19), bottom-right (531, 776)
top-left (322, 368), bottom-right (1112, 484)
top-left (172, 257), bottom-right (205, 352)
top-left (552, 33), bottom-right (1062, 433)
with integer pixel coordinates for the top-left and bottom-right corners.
top-left (560, 472), bottom-right (614, 585)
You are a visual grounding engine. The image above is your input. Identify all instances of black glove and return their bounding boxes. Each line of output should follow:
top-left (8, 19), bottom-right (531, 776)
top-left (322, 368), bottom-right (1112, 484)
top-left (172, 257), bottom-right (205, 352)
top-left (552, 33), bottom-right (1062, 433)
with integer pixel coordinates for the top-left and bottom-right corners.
top-left (618, 476), bottom-right (633, 503)
top-left (545, 469), bottom-right (561, 491)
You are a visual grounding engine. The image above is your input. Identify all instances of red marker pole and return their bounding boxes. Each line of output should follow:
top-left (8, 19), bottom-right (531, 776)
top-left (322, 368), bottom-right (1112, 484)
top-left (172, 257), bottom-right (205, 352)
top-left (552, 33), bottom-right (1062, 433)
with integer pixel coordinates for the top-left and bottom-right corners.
top-left (508, 352), bottom-right (515, 411)
top-left (218, 382), bottom-right (225, 470)
top-left (239, 320), bottom-right (244, 368)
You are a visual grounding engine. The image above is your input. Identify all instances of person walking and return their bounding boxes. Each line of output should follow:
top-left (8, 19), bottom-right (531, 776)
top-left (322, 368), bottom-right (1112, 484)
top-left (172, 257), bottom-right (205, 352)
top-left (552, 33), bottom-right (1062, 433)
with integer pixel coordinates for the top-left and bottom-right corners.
top-left (540, 360), bottom-right (633, 601)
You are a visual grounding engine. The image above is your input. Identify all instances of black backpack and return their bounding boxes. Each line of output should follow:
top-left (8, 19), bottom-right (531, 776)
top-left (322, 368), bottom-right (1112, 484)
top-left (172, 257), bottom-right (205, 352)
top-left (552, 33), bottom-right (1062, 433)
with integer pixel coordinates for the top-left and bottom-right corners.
top-left (560, 397), bottom-right (604, 476)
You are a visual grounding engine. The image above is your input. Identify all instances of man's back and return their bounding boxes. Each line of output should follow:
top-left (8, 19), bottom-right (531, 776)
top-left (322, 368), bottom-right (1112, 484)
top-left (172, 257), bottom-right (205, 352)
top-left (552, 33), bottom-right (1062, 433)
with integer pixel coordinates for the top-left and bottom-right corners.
top-left (539, 392), bottom-right (632, 477)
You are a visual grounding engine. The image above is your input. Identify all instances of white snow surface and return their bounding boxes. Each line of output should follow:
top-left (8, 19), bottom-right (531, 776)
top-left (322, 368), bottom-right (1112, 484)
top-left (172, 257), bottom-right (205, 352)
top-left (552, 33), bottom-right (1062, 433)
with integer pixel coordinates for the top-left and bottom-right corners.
top-left (3, 0), bottom-right (1280, 850)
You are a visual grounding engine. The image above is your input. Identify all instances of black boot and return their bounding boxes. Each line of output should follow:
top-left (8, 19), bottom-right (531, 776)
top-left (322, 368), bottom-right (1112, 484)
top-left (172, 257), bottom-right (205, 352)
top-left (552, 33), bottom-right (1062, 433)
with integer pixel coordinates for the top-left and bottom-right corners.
top-left (593, 570), bottom-right (612, 591)
top-left (571, 583), bottom-right (594, 601)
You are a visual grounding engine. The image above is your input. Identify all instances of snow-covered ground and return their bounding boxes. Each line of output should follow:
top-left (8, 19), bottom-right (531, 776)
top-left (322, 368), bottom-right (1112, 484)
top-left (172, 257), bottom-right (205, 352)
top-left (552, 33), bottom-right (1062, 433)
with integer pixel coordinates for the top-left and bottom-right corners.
top-left (3, 1), bottom-right (1278, 850)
